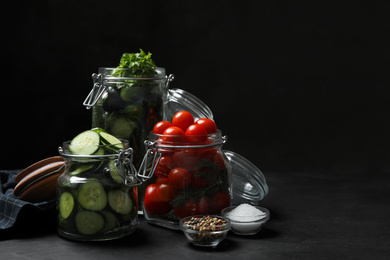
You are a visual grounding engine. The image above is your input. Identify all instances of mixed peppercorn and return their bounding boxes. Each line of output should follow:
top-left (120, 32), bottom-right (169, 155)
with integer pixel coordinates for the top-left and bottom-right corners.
top-left (182, 216), bottom-right (230, 245)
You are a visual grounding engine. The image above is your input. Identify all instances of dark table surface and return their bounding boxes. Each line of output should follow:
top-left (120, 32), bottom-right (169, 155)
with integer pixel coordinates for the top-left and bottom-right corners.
top-left (1, 171), bottom-right (389, 259)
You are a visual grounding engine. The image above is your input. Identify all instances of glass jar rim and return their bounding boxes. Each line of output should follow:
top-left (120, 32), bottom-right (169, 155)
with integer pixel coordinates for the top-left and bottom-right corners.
top-left (148, 130), bottom-right (227, 149)
top-left (97, 67), bottom-right (166, 80)
top-left (59, 140), bottom-right (130, 158)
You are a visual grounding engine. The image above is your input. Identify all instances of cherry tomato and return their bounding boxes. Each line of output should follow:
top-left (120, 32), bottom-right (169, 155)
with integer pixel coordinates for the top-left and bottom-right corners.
top-left (144, 184), bottom-right (172, 215)
top-left (172, 149), bottom-right (199, 171)
top-left (155, 177), bottom-right (169, 184)
top-left (207, 191), bottom-right (231, 214)
top-left (168, 167), bottom-right (192, 189)
top-left (195, 118), bottom-right (217, 134)
top-left (153, 121), bottom-right (173, 134)
top-left (172, 111), bottom-right (194, 132)
top-left (133, 186), bottom-right (138, 209)
top-left (191, 172), bottom-right (209, 188)
top-left (185, 124), bottom-right (208, 143)
top-left (154, 139), bottom-right (175, 157)
top-left (146, 107), bottom-right (158, 130)
top-left (162, 126), bottom-right (185, 143)
top-left (157, 183), bottom-right (177, 202)
top-left (191, 165), bottom-right (218, 189)
top-left (154, 156), bottom-right (174, 178)
top-left (198, 148), bottom-right (226, 170)
top-left (174, 197), bottom-right (209, 219)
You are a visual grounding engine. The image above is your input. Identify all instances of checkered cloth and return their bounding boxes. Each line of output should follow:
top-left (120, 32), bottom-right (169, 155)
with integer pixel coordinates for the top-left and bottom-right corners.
top-left (0, 169), bottom-right (55, 230)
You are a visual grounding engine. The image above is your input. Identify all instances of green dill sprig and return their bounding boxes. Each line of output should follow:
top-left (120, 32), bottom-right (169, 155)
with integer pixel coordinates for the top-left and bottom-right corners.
top-left (170, 166), bottom-right (230, 208)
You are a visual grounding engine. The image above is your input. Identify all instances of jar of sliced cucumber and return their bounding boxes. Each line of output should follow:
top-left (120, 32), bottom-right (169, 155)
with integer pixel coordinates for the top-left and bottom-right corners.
top-left (57, 128), bottom-right (142, 241)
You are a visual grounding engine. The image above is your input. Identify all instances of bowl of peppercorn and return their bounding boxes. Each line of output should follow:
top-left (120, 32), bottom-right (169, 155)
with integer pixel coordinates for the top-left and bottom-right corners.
top-left (180, 215), bottom-right (231, 247)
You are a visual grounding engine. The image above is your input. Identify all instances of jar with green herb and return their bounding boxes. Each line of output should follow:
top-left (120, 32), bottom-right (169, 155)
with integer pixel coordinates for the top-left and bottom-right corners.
top-left (84, 50), bottom-right (173, 170)
top-left (138, 127), bottom-right (232, 230)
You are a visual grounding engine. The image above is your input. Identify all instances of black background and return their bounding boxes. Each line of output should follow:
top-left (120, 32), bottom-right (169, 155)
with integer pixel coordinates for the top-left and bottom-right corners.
top-left (3, 0), bottom-right (389, 174)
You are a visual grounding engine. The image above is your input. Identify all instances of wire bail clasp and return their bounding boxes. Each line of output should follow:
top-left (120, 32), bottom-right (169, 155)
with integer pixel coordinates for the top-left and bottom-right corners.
top-left (115, 148), bottom-right (142, 187)
top-left (83, 73), bottom-right (106, 109)
top-left (165, 74), bottom-right (175, 89)
top-left (137, 140), bottom-right (162, 181)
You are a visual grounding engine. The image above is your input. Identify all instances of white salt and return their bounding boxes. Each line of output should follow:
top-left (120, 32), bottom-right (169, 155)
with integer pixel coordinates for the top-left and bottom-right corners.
top-left (227, 203), bottom-right (266, 222)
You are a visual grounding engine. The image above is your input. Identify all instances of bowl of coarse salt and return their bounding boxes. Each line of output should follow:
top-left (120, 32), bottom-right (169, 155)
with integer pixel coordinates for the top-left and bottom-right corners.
top-left (221, 204), bottom-right (270, 235)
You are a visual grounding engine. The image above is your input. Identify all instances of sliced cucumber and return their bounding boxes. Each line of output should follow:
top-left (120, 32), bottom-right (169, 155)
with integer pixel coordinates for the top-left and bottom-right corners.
top-left (78, 180), bottom-right (107, 211)
top-left (124, 104), bottom-right (143, 120)
top-left (108, 160), bottom-right (123, 184)
top-left (69, 130), bottom-right (100, 155)
top-left (75, 211), bottom-right (105, 235)
top-left (100, 132), bottom-right (124, 152)
top-left (59, 192), bottom-right (74, 219)
top-left (101, 211), bottom-right (118, 233)
top-left (91, 127), bottom-right (106, 134)
top-left (106, 115), bottom-right (136, 140)
top-left (108, 189), bottom-right (133, 215)
top-left (94, 147), bottom-right (105, 155)
top-left (70, 164), bottom-right (94, 176)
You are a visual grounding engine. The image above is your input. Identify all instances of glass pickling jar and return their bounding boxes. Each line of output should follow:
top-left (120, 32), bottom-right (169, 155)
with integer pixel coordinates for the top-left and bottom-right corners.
top-left (83, 68), bottom-right (214, 214)
top-left (83, 67), bottom-right (173, 169)
top-left (138, 131), bottom-right (232, 230)
top-left (57, 141), bottom-right (142, 241)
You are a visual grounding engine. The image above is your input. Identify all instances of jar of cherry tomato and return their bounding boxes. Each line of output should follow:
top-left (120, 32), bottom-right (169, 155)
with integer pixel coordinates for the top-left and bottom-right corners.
top-left (138, 130), bottom-right (232, 230)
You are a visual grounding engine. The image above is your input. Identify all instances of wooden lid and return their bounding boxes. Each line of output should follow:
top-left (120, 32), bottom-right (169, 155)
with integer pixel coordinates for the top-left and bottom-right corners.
top-left (13, 156), bottom-right (65, 202)
top-left (19, 171), bottom-right (63, 203)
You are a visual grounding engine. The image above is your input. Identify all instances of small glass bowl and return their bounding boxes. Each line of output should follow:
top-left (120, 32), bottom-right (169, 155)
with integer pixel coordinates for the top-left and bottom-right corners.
top-left (221, 206), bottom-right (270, 235)
top-left (180, 215), bottom-right (231, 247)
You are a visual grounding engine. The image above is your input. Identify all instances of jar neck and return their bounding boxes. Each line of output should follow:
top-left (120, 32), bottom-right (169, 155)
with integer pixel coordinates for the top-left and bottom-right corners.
top-left (58, 141), bottom-right (131, 160)
top-left (148, 130), bottom-right (227, 149)
top-left (98, 67), bottom-right (166, 80)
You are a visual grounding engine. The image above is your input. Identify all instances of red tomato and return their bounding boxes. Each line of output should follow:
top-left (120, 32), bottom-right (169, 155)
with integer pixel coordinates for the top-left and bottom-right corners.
top-left (185, 124), bottom-right (208, 143)
top-left (144, 184), bottom-right (172, 215)
top-left (207, 191), bottom-right (231, 214)
top-left (146, 107), bottom-right (158, 130)
top-left (154, 156), bottom-right (174, 178)
top-left (191, 172), bottom-right (209, 188)
top-left (172, 149), bottom-right (199, 171)
top-left (168, 167), bottom-right (192, 189)
top-left (172, 111), bottom-right (194, 132)
top-left (174, 199), bottom-right (196, 220)
top-left (198, 148), bottom-right (226, 170)
top-left (195, 118), bottom-right (217, 134)
top-left (133, 186), bottom-right (138, 210)
top-left (155, 177), bottom-right (169, 184)
top-left (191, 166), bottom-right (218, 189)
top-left (174, 197), bottom-right (209, 219)
top-left (157, 183), bottom-right (177, 202)
top-left (153, 121), bottom-right (173, 134)
top-left (154, 140), bottom-right (174, 157)
top-left (162, 126), bottom-right (185, 143)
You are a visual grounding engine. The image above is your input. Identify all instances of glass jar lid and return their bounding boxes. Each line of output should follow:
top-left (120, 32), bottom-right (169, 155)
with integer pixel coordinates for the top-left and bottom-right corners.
top-left (223, 150), bottom-right (269, 205)
top-left (165, 88), bottom-right (214, 121)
